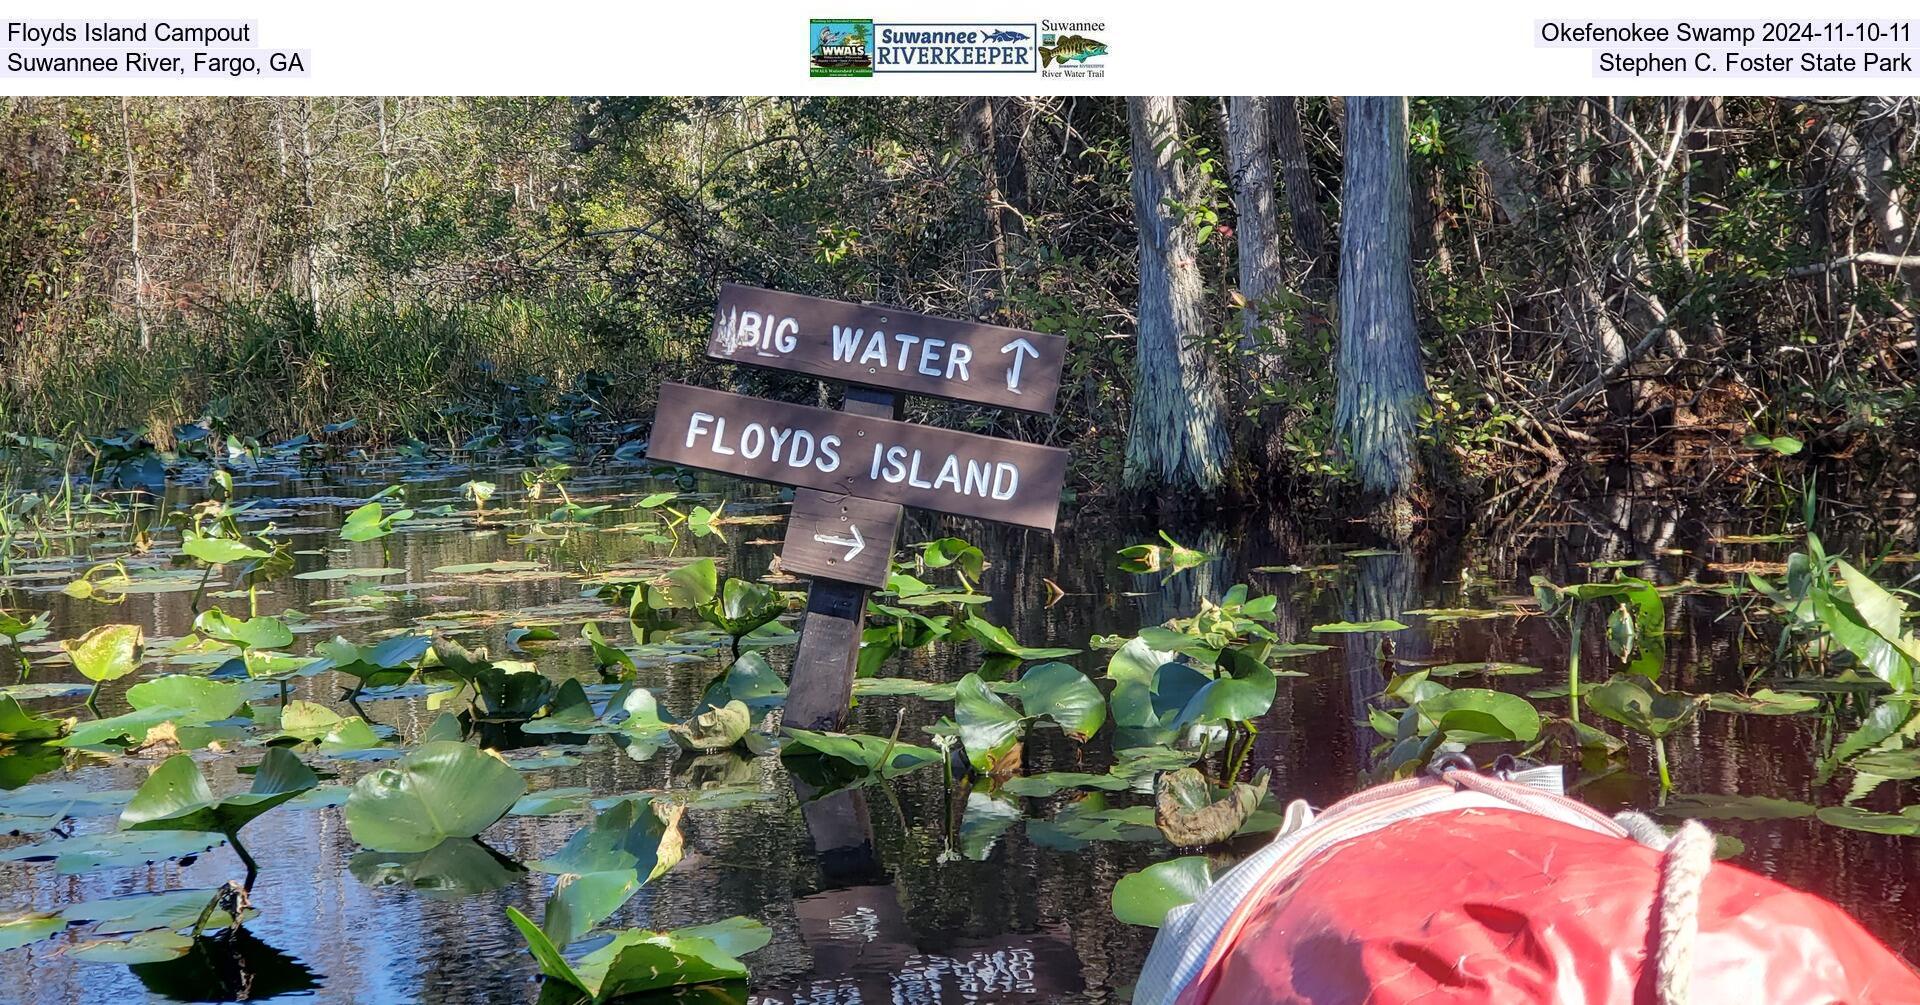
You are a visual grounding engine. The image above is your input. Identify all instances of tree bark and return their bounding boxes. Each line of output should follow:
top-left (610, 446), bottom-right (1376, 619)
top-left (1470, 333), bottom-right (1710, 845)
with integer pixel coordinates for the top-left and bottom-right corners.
top-left (118, 97), bottom-right (152, 351)
top-left (1226, 97), bottom-right (1285, 346)
top-left (1227, 96), bottom-right (1289, 474)
top-left (1124, 96), bottom-right (1230, 495)
top-left (1272, 97), bottom-right (1330, 283)
top-left (1855, 97), bottom-right (1919, 303)
top-left (1334, 97), bottom-right (1426, 532)
top-left (965, 97), bottom-right (1013, 313)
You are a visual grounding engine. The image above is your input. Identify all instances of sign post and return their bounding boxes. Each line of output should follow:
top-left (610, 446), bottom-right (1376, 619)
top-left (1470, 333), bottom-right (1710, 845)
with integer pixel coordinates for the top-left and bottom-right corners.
top-left (788, 385), bottom-right (898, 731)
top-left (648, 285), bottom-right (1068, 731)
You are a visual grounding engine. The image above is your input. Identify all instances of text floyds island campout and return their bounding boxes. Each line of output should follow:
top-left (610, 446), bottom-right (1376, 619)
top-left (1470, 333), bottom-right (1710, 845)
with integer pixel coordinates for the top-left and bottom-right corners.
top-left (5, 20), bottom-right (254, 45)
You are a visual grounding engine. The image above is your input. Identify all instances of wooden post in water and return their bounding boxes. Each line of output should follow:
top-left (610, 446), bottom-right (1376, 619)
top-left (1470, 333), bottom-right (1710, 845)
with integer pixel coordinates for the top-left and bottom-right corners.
top-left (783, 385), bottom-right (901, 731)
top-left (646, 285), bottom-right (1071, 731)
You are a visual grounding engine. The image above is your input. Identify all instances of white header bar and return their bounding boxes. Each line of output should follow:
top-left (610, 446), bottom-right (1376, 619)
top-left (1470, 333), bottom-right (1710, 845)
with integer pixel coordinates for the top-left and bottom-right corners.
top-left (2, 0), bottom-right (1915, 94)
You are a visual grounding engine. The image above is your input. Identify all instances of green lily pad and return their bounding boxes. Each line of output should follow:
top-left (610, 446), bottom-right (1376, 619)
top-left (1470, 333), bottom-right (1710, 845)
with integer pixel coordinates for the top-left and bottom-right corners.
top-left (0, 911), bottom-right (65, 951)
top-left (1008, 662), bottom-right (1105, 741)
top-left (64, 624), bottom-right (144, 684)
top-left (431, 561), bottom-right (546, 575)
top-left (121, 747), bottom-right (318, 838)
top-left (506, 909), bottom-right (768, 1003)
top-left (529, 796), bottom-right (683, 879)
top-left (0, 695), bottom-right (71, 742)
top-left (963, 614), bottom-right (1081, 661)
top-left (539, 870), bottom-right (643, 946)
top-left (780, 727), bottom-right (941, 779)
top-left (349, 837), bottom-right (525, 899)
top-left (343, 741), bottom-right (526, 852)
top-left (0, 829), bottom-right (224, 873)
top-left (1311, 620), bottom-right (1408, 633)
top-left (1111, 856), bottom-right (1214, 927)
top-left (1584, 675), bottom-right (1703, 738)
top-left (1707, 690), bottom-right (1822, 716)
top-left (1000, 772), bottom-right (1132, 797)
top-left (1657, 793), bottom-right (1817, 820)
top-left (1426, 662), bottom-right (1544, 678)
top-left (68, 928), bottom-right (196, 964)
top-left (293, 567), bottom-right (407, 581)
top-left (63, 888), bottom-right (248, 935)
top-left (1816, 805), bottom-right (1920, 835)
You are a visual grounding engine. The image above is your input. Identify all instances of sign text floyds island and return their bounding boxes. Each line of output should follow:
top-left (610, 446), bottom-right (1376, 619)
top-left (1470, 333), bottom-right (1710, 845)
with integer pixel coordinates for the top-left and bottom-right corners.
top-left (647, 284), bottom-right (1069, 729)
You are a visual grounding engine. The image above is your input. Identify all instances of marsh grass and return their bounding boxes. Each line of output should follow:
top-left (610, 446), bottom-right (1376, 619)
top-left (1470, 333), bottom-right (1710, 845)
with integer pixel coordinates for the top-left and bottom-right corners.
top-left (0, 291), bottom-right (669, 444)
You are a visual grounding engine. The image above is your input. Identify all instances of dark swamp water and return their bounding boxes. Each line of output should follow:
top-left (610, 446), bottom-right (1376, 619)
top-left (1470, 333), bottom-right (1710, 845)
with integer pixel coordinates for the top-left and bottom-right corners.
top-left (1, 443), bottom-right (1918, 1004)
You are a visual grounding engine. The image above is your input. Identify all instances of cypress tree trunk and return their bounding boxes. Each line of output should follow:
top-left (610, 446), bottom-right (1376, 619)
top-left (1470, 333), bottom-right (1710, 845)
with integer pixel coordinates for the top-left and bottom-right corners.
top-left (1334, 96), bottom-right (1426, 533)
top-left (1124, 96), bottom-right (1229, 495)
top-left (1226, 96), bottom-right (1288, 473)
top-left (1272, 97), bottom-right (1331, 283)
top-left (1226, 97), bottom-right (1285, 346)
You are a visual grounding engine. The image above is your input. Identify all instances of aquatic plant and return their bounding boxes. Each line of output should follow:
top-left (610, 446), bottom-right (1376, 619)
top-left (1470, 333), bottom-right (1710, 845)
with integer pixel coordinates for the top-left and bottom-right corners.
top-left (120, 747), bottom-right (317, 885)
top-left (1529, 573), bottom-right (1666, 707)
top-left (0, 610), bottom-right (50, 680)
top-left (1583, 674), bottom-right (1704, 791)
top-left (1747, 535), bottom-right (1918, 693)
top-left (343, 741), bottom-right (526, 853)
top-left (506, 911), bottom-right (770, 1003)
top-left (62, 623), bottom-right (143, 708)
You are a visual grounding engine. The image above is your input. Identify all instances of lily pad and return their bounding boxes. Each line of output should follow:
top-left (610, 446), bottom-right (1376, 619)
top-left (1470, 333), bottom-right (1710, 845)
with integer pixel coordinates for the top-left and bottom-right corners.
top-left (669, 700), bottom-right (751, 752)
top-left (1657, 794), bottom-right (1817, 820)
top-left (293, 567), bottom-right (407, 581)
top-left (963, 614), bottom-right (1081, 661)
top-left (1708, 690), bottom-right (1822, 716)
top-left (530, 796), bottom-right (685, 879)
top-left (1311, 620), bottom-right (1408, 633)
top-left (1111, 856), bottom-right (1214, 927)
top-left (64, 624), bottom-right (144, 687)
top-left (1008, 662), bottom-right (1105, 741)
top-left (68, 929), bottom-right (196, 964)
top-left (506, 910), bottom-right (769, 1003)
top-left (0, 829), bottom-right (225, 873)
top-left (1155, 768), bottom-right (1266, 846)
top-left (344, 740), bottom-right (526, 852)
top-left (0, 911), bottom-right (65, 951)
top-left (349, 837), bottom-right (525, 899)
top-left (121, 747), bottom-right (318, 843)
top-left (0, 695), bottom-right (71, 742)
top-left (1816, 805), bottom-right (1920, 836)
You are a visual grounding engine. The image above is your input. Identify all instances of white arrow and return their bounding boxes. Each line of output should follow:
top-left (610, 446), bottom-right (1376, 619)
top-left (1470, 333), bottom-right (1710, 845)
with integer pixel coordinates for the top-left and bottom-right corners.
top-left (812, 523), bottom-right (865, 562)
top-left (1001, 337), bottom-right (1040, 393)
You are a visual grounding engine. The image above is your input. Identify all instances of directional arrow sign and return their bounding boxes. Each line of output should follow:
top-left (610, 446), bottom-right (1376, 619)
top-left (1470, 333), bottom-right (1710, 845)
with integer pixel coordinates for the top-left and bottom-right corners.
top-left (705, 283), bottom-right (1066, 414)
top-left (782, 490), bottom-right (902, 589)
top-left (648, 382), bottom-right (1068, 531)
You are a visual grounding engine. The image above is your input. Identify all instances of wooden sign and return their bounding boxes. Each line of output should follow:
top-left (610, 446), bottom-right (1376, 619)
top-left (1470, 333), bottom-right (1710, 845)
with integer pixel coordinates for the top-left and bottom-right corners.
top-left (781, 490), bottom-right (902, 589)
top-left (647, 382), bottom-right (1068, 531)
top-left (706, 283), bottom-right (1066, 414)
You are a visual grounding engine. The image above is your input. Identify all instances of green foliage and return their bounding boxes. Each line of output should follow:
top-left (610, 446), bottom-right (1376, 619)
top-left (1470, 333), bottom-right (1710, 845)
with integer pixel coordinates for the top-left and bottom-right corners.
top-left (344, 741), bottom-right (526, 852)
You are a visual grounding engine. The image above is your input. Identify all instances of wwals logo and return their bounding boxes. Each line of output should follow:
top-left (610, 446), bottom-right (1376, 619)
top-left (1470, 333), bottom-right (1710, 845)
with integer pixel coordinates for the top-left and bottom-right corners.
top-left (810, 19), bottom-right (874, 77)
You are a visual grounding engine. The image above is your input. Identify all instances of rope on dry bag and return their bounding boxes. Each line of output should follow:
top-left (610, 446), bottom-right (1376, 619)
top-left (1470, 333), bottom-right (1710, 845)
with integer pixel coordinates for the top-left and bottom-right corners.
top-left (1615, 811), bottom-right (1715, 1005)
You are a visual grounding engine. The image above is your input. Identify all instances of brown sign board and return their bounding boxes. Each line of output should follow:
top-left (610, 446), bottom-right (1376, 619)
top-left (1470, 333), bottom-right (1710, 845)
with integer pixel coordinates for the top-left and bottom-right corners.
top-left (647, 382), bottom-right (1067, 531)
top-left (706, 283), bottom-right (1065, 414)
top-left (781, 490), bottom-right (903, 589)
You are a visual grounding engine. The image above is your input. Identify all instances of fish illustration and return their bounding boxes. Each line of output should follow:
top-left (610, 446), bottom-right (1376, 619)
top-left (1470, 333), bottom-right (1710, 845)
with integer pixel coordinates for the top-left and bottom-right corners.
top-left (983, 29), bottom-right (1029, 42)
top-left (1040, 34), bottom-right (1106, 67)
